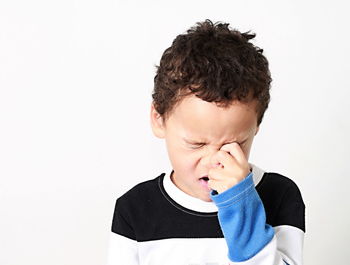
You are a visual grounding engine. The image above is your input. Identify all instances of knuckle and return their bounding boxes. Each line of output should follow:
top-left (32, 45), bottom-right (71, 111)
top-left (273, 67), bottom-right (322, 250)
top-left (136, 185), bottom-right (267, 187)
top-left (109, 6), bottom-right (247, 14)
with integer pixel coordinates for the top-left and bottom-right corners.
top-left (217, 150), bottom-right (227, 158)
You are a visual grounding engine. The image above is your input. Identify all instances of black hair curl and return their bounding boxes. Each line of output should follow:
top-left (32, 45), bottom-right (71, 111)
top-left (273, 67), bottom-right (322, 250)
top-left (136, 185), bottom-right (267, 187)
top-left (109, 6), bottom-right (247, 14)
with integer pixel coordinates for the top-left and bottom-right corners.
top-left (152, 19), bottom-right (272, 126)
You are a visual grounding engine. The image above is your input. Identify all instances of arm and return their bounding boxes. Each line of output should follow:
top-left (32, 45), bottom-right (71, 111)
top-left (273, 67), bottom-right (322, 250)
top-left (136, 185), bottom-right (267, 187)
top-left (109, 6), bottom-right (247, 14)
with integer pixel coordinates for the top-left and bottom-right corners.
top-left (106, 198), bottom-right (139, 265)
top-left (210, 172), bottom-right (305, 265)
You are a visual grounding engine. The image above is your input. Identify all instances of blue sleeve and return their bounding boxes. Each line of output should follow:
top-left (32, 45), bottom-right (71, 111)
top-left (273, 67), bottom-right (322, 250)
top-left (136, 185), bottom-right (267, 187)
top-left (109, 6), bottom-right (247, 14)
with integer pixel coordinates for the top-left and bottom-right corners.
top-left (210, 172), bottom-right (275, 262)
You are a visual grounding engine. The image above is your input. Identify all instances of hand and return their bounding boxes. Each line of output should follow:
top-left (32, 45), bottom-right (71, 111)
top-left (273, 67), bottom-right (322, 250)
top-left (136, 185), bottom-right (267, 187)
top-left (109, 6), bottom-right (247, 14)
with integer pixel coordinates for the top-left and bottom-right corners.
top-left (207, 142), bottom-right (251, 194)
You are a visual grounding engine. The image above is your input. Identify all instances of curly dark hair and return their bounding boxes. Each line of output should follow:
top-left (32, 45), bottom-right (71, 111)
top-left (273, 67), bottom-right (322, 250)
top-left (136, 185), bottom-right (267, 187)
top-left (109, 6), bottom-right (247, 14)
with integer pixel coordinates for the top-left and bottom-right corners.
top-left (152, 19), bottom-right (272, 126)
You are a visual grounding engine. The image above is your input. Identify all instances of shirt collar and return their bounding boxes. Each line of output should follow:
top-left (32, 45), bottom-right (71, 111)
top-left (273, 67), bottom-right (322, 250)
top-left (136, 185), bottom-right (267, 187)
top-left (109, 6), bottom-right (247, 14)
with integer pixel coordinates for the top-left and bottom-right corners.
top-left (162, 162), bottom-right (266, 213)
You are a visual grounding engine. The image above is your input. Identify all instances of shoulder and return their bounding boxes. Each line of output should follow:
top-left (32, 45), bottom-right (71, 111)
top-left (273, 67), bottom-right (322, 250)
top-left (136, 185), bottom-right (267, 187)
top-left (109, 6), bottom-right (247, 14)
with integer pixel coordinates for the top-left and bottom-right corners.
top-left (114, 173), bottom-right (166, 215)
top-left (257, 171), bottom-right (304, 204)
top-left (117, 173), bottom-right (164, 204)
top-left (111, 173), bottom-right (168, 240)
top-left (256, 171), bottom-right (306, 232)
top-left (251, 163), bottom-right (304, 205)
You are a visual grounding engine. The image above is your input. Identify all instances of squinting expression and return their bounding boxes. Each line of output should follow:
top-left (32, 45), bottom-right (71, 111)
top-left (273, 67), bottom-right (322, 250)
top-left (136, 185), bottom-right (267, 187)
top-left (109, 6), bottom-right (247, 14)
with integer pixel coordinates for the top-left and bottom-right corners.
top-left (151, 94), bottom-right (260, 202)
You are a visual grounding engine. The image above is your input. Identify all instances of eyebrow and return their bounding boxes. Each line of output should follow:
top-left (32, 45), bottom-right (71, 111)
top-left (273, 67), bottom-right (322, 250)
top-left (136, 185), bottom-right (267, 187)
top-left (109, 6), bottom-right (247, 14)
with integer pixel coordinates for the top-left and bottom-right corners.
top-left (183, 137), bottom-right (247, 145)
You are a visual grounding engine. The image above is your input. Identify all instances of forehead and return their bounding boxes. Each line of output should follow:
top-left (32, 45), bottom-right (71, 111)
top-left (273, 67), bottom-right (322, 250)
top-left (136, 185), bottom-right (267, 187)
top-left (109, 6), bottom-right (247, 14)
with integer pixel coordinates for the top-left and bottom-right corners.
top-left (168, 95), bottom-right (258, 140)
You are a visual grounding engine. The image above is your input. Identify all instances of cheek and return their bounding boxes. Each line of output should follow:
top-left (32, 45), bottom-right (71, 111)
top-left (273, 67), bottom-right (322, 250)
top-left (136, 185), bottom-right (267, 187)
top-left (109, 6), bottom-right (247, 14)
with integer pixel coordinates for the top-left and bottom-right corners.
top-left (179, 149), bottom-right (201, 166)
top-left (166, 144), bottom-right (198, 169)
top-left (176, 149), bottom-right (202, 170)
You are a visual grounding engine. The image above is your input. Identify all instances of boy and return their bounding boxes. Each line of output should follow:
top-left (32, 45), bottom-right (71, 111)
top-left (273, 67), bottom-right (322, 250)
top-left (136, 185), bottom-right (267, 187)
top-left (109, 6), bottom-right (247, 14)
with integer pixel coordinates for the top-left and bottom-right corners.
top-left (107, 19), bottom-right (305, 265)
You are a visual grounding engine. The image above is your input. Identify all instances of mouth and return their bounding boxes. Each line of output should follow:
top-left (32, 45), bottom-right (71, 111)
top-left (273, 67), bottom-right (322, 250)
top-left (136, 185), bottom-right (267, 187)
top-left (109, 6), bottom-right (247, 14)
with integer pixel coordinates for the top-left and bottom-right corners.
top-left (199, 175), bottom-right (210, 190)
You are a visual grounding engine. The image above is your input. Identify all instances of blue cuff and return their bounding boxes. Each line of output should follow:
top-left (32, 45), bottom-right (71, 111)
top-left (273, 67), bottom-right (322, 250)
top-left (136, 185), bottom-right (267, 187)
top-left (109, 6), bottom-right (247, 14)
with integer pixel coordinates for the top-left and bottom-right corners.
top-left (209, 171), bottom-right (274, 262)
top-left (209, 172), bottom-right (254, 205)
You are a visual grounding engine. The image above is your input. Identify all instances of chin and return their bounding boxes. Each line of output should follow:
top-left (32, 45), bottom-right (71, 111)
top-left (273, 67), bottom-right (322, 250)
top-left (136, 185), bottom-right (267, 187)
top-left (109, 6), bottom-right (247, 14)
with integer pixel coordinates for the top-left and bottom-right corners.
top-left (200, 194), bottom-right (213, 202)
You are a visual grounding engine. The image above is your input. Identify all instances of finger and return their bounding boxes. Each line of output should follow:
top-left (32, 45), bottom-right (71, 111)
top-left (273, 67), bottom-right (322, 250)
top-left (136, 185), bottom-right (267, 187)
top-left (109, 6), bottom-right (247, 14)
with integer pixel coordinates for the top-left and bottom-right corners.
top-left (208, 178), bottom-right (230, 194)
top-left (220, 142), bottom-right (247, 165)
top-left (210, 150), bottom-right (236, 168)
top-left (207, 167), bottom-right (222, 181)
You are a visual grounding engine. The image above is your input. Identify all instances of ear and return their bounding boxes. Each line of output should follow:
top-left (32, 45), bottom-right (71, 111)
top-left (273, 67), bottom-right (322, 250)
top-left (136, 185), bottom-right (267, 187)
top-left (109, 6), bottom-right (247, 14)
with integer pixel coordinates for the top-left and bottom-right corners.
top-left (150, 102), bottom-right (166, 138)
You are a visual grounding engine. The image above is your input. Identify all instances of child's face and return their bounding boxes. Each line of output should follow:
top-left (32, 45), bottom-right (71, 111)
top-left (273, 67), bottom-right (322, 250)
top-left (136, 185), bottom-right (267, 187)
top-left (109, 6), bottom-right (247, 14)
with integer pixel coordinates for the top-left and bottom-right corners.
top-left (151, 94), bottom-right (259, 202)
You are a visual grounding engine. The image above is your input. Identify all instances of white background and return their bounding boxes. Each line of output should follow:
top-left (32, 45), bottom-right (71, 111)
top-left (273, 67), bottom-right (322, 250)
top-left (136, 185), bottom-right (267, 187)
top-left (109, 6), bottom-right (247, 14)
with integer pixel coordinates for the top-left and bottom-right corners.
top-left (0, 0), bottom-right (349, 264)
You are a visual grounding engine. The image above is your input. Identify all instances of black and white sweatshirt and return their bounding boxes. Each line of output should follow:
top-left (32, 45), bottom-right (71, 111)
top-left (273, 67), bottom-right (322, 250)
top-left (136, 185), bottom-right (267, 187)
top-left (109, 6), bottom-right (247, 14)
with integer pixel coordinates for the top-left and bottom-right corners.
top-left (106, 163), bottom-right (306, 265)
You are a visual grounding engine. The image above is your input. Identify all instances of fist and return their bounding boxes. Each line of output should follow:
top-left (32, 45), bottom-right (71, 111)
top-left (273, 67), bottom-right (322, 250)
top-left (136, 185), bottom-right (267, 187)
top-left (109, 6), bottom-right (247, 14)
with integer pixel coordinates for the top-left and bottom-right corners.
top-left (207, 142), bottom-right (251, 194)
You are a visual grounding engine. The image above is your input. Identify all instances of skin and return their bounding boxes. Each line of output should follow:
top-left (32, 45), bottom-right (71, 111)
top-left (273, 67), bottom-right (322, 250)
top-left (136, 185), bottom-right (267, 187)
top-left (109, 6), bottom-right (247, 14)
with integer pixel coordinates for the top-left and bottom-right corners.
top-left (150, 94), bottom-right (260, 202)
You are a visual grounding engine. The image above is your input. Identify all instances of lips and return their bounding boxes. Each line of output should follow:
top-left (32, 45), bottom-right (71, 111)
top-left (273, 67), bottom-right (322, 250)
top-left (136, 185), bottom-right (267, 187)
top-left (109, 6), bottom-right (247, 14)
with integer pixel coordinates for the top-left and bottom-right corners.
top-left (200, 175), bottom-right (209, 181)
top-left (199, 175), bottom-right (210, 190)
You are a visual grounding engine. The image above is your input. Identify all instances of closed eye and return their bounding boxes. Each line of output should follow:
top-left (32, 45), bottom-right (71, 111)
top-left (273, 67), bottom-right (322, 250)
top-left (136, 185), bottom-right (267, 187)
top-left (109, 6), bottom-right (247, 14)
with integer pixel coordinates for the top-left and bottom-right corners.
top-left (190, 141), bottom-right (245, 149)
top-left (189, 143), bottom-right (205, 149)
